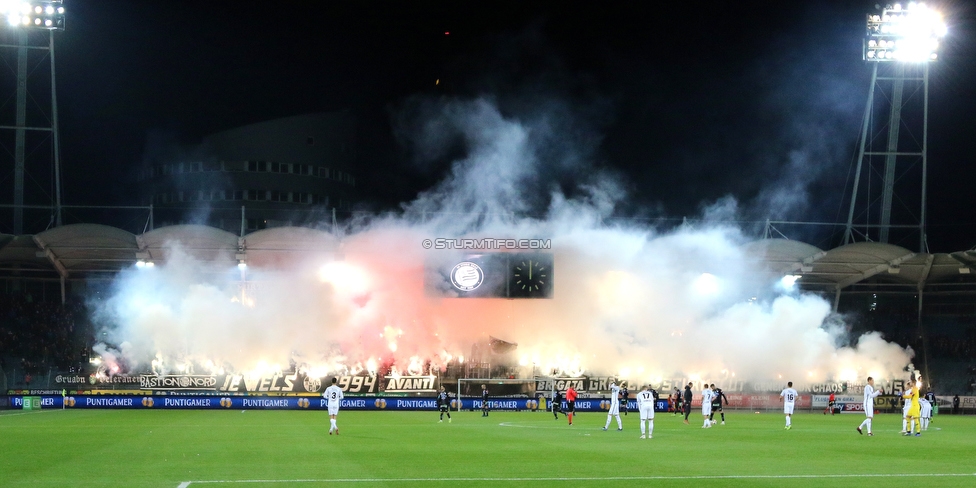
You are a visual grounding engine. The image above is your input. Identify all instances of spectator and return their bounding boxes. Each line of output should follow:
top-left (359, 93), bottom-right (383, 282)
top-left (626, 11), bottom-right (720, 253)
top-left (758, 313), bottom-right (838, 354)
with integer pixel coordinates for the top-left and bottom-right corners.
top-left (953, 395), bottom-right (960, 413)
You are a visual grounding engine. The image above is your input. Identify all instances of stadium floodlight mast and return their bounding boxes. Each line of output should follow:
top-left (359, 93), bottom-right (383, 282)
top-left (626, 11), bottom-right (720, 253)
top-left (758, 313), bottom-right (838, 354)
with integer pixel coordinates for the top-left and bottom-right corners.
top-left (845, 2), bottom-right (946, 251)
top-left (0, 0), bottom-right (65, 235)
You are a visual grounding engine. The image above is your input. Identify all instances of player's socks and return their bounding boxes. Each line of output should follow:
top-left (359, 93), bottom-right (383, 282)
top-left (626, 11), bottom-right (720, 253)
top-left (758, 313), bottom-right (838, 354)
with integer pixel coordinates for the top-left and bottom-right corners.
top-left (866, 418), bottom-right (872, 434)
top-left (605, 416), bottom-right (612, 429)
top-left (640, 422), bottom-right (645, 436)
top-left (902, 418), bottom-right (907, 432)
top-left (616, 415), bottom-right (622, 429)
top-left (648, 420), bottom-right (653, 437)
top-left (720, 413), bottom-right (725, 422)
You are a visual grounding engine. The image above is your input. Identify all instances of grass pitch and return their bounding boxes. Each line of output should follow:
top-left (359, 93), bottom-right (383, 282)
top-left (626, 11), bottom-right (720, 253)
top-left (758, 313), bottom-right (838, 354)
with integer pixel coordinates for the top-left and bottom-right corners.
top-left (2, 408), bottom-right (975, 487)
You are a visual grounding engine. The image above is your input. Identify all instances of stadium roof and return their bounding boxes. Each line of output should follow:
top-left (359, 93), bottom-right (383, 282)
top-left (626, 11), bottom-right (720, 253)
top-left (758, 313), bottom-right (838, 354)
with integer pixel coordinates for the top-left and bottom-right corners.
top-left (744, 239), bottom-right (976, 292)
top-left (0, 225), bottom-right (974, 291)
top-left (0, 223), bottom-right (339, 279)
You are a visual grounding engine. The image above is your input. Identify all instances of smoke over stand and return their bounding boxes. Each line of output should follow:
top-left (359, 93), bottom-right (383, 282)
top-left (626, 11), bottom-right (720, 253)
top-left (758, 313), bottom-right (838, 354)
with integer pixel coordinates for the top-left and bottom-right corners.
top-left (90, 97), bottom-right (911, 387)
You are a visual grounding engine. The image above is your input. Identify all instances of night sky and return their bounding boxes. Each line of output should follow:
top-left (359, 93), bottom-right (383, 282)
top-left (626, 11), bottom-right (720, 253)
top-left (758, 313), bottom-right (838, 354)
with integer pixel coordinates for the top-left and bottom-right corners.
top-left (9, 1), bottom-right (976, 251)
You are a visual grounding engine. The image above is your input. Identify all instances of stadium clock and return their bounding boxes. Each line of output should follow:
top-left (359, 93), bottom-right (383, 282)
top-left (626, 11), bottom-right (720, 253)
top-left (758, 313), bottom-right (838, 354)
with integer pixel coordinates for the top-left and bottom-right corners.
top-left (508, 253), bottom-right (553, 298)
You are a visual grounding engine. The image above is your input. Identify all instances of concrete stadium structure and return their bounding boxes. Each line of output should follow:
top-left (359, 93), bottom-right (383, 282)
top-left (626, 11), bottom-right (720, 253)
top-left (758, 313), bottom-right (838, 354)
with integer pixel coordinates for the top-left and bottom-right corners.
top-left (137, 111), bottom-right (358, 234)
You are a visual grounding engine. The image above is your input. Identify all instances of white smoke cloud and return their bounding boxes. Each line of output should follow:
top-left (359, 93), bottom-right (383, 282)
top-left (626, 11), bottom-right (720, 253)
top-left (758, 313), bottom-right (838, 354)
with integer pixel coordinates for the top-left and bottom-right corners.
top-left (90, 96), bottom-right (912, 386)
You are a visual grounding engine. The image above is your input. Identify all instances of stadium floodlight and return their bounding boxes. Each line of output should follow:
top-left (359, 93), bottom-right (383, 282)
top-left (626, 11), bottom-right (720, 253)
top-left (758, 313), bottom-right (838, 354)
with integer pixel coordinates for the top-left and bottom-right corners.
top-left (0, 0), bottom-right (65, 30)
top-left (865, 2), bottom-right (946, 62)
top-left (780, 275), bottom-right (801, 289)
top-left (693, 272), bottom-right (720, 296)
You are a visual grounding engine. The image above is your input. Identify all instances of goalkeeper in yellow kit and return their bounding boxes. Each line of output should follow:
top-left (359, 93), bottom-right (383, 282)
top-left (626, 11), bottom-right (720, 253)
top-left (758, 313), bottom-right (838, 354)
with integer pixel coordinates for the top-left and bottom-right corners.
top-left (903, 379), bottom-right (922, 437)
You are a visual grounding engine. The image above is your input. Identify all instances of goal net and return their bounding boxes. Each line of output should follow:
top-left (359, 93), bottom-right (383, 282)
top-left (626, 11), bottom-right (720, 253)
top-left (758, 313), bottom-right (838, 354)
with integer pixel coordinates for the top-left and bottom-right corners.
top-left (455, 377), bottom-right (549, 412)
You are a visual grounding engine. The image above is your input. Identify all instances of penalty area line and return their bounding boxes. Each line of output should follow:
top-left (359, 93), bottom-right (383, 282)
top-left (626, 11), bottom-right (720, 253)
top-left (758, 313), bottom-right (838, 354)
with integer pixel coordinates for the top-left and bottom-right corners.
top-left (180, 473), bottom-right (976, 485)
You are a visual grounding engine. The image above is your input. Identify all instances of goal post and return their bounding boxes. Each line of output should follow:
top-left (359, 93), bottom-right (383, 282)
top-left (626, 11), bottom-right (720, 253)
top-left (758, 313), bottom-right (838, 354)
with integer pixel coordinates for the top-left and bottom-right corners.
top-left (455, 377), bottom-right (549, 412)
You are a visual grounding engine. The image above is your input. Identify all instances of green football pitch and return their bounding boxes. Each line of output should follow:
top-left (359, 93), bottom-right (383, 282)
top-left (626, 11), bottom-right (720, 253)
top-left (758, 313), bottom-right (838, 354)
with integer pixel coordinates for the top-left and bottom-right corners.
top-left (2, 409), bottom-right (975, 487)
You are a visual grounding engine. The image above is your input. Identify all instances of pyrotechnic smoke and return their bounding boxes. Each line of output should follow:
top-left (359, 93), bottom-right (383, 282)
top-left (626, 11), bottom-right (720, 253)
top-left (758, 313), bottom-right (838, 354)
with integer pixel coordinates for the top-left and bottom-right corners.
top-left (90, 97), bottom-right (911, 386)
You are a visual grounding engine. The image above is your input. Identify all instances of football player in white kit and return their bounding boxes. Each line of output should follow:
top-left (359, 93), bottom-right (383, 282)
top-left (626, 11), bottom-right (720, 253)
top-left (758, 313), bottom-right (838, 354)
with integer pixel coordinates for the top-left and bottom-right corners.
top-left (857, 376), bottom-right (882, 436)
top-left (323, 377), bottom-right (344, 435)
top-left (636, 384), bottom-right (656, 439)
top-left (701, 384), bottom-right (714, 428)
top-left (919, 397), bottom-right (933, 431)
top-left (603, 381), bottom-right (623, 431)
top-left (780, 381), bottom-right (798, 430)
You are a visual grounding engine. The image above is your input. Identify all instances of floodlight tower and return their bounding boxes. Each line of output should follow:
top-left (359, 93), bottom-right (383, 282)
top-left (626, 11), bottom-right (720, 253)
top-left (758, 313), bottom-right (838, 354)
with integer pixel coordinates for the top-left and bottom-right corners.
top-left (843, 2), bottom-right (946, 251)
top-left (0, 0), bottom-right (66, 234)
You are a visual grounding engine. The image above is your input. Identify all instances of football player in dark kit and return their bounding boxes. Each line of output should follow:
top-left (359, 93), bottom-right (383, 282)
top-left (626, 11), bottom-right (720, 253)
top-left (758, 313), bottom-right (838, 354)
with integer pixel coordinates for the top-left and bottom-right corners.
top-left (552, 390), bottom-right (566, 419)
top-left (437, 386), bottom-right (452, 423)
top-left (481, 384), bottom-right (490, 417)
top-left (621, 384), bottom-right (630, 415)
top-left (708, 383), bottom-right (729, 425)
top-left (683, 383), bottom-right (693, 424)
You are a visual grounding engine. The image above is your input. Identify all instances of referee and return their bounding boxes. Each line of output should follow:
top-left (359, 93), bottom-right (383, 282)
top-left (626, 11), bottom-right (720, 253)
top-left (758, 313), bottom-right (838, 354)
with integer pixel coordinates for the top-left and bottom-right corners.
top-left (683, 383), bottom-right (693, 425)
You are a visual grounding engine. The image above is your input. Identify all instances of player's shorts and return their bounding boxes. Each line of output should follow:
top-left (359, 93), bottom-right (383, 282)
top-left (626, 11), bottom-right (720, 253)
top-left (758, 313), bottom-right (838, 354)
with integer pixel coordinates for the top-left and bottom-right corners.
top-left (608, 403), bottom-right (619, 415)
top-left (828, 401), bottom-right (836, 407)
top-left (711, 402), bottom-right (722, 412)
top-left (864, 405), bottom-right (874, 417)
top-left (640, 405), bottom-right (655, 420)
top-left (784, 403), bottom-right (795, 415)
top-left (702, 403), bottom-right (712, 416)
top-left (621, 401), bottom-right (628, 410)
top-left (567, 401), bottom-right (575, 413)
top-left (328, 404), bottom-right (339, 416)
top-left (439, 405), bottom-right (449, 412)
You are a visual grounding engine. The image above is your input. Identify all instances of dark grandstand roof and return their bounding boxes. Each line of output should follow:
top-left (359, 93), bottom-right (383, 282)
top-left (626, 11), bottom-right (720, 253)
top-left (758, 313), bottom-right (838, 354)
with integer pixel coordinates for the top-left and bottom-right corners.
top-left (1, 226), bottom-right (974, 291)
top-left (1, 224), bottom-right (339, 278)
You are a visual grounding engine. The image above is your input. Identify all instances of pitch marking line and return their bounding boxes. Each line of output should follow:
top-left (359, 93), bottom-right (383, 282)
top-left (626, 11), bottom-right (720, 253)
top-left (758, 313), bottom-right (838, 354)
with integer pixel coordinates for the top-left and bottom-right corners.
top-left (498, 421), bottom-right (571, 429)
top-left (178, 473), bottom-right (976, 485)
top-left (0, 409), bottom-right (60, 418)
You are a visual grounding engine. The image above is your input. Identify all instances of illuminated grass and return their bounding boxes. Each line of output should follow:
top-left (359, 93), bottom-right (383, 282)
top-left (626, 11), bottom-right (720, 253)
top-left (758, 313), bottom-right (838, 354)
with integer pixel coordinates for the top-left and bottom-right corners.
top-left (1, 409), bottom-right (974, 487)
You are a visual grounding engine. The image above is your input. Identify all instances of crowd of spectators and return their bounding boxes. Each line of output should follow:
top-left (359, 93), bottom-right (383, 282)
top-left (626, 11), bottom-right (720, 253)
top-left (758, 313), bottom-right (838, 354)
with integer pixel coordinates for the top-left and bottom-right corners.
top-left (859, 311), bottom-right (976, 360)
top-left (0, 293), bottom-right (89, 380)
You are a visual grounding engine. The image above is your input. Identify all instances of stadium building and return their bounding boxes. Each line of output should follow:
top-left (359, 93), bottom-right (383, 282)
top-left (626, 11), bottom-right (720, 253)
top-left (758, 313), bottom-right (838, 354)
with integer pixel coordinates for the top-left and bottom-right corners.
top-left (137, 111), bottom-right (359, 234)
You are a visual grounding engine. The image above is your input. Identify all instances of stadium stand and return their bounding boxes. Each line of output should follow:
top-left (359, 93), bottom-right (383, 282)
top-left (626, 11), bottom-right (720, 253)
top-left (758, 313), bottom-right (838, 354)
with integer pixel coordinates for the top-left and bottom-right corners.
top-left (0, 293), bottom-right (90, 388)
